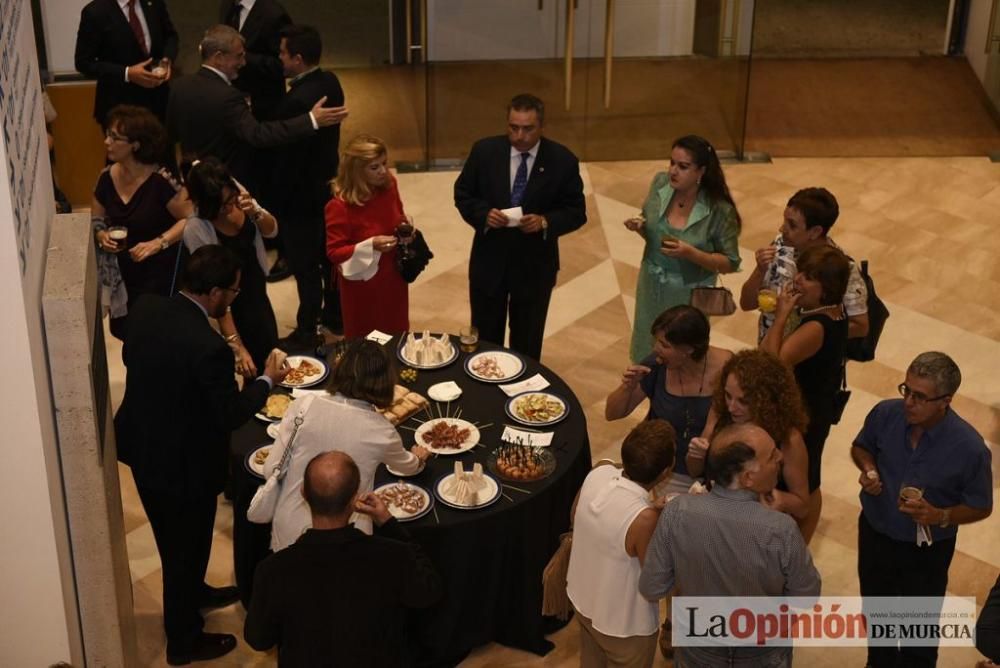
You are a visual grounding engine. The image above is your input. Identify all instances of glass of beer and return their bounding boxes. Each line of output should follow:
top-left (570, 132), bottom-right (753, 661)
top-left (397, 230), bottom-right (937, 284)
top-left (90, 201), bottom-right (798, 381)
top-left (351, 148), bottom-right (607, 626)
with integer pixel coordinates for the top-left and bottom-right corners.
top-left (107, 226), bottom-right (128, 252)
top-left (899, 483), bottom-right (923, 505)
top-left (459, 325), bottom-right (479, 353)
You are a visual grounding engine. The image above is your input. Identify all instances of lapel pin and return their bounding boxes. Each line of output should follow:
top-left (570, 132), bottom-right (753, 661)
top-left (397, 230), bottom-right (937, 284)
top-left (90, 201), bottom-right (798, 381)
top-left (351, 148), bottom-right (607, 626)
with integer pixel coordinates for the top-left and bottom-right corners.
top-left (538, 167), bottom-right (545, 173)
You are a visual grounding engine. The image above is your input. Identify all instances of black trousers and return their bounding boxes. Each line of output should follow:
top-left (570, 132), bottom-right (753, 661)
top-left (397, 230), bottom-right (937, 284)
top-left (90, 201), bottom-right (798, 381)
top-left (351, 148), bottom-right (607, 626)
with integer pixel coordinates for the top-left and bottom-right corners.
top-left (282, 213), bottom-right (342, 334)
top-left (470, 277), bottom-right (554, 362)
top-left (858, 512), bottom-right (956, 668)
top-left (136, 484), bottom-right (219, 654)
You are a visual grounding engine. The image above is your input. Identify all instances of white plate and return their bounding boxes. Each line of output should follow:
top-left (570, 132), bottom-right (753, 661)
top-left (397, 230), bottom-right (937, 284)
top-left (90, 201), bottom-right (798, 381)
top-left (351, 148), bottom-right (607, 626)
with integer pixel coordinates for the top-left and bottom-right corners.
top-left (396, 335), bottom-right (459, 370)
top-left (505, 391), bottom-right (569, 427)
top-left (279, 355), bottom-right (329, 389)
top-left (373, 482), bottom-right (433, 522)
top-left (464, 351), bottom-right (526, 383)
top-left (427, 381), bottom-right (462, 402)
top-left (414, 418), bottom-right (481, 455)
top-left (386, 459), bottom-right (426, 477)
top-left (245, 445), bottom-right (272, 478)
top-left (266, 423), bottom-right (280, 439)
top-left (434, 472), bottom-right (501, 510)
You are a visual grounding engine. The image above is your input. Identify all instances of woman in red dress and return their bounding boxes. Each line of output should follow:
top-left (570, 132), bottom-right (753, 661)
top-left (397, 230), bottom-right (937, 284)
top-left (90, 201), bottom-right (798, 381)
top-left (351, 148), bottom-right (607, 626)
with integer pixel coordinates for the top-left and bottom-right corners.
top-left (325, 135), bottom-right (412, 337)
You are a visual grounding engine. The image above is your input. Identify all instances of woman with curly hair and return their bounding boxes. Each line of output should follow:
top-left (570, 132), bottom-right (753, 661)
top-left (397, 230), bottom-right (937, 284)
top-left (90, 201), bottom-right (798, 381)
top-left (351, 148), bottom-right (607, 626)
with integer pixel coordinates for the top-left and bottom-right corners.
top-left (687, 349), bottom-right (814, 538)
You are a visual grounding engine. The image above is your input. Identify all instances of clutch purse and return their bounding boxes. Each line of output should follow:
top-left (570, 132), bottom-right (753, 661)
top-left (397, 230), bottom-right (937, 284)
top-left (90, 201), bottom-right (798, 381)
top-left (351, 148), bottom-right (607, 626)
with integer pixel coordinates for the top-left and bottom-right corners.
top-left (690, 286), bottom-right (737, 317)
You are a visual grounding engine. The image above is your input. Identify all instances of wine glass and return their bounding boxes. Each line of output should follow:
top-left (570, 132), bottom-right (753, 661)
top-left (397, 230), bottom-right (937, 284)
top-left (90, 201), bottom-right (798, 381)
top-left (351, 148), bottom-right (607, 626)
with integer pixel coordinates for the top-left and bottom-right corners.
top-left (396, 216), bottom-right (415, 260)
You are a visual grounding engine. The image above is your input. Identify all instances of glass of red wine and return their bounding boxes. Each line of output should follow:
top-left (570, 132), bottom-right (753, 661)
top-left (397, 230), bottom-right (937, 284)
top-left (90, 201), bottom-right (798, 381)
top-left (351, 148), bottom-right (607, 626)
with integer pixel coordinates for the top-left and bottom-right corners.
top-left (396, 216), bottom-right (415, 260)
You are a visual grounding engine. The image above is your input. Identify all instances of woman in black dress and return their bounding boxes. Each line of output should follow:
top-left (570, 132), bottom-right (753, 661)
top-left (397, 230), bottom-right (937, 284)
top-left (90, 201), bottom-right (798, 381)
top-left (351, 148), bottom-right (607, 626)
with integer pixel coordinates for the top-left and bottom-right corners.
top-left (92, 105), bottom-right (191, 340)
top-left (760, 243), bottom-right (850, 542)
top-left (183, 158), bottom-right (279, 377)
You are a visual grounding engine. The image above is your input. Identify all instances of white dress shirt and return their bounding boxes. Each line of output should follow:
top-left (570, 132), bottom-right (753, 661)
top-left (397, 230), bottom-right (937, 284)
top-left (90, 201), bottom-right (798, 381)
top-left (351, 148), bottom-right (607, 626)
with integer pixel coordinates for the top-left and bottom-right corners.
top-left (509, 141), bottom-right (539, 192)
top-left (117, 0), bottom-right (150, 52)
top-left (232, 0), bottom-right (257, 31)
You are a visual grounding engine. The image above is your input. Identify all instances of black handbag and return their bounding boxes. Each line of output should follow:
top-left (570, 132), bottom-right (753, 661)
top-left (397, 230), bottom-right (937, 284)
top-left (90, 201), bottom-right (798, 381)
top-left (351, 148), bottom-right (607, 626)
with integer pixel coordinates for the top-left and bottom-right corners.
top-left (845, 259), bottom-right (889, 362)
top-left (396, 229), bottom-right (434, 283)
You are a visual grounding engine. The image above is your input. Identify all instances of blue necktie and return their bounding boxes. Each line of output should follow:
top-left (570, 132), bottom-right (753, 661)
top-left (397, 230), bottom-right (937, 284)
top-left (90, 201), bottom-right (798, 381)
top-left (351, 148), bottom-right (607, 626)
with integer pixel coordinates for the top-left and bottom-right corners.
top-left (510, 152), bottom-right (530, 207)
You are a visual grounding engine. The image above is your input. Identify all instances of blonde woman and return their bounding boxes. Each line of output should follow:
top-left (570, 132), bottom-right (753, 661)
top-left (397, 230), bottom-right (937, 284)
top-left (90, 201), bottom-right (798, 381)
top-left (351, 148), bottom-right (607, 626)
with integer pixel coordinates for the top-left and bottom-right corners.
top-left (325, 134), bottom-right (411, 337)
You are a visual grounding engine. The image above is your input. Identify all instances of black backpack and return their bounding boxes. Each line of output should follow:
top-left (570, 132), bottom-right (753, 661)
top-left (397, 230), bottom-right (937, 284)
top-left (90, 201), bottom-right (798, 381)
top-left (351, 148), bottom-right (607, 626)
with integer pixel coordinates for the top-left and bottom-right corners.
top-left (846, 260), bottom-right (889, 362)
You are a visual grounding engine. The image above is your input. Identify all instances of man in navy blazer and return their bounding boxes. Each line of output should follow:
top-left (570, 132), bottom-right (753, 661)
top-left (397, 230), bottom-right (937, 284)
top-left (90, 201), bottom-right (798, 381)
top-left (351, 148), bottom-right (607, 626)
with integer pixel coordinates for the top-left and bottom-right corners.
top-left (219, 0), bottom-right (291, 121)
top-left (454, 94), bottom-right (586, 361)
top-left (75, 0), bottom-right (179, 126)
top-left (115, 245), bottom-right (290, 664)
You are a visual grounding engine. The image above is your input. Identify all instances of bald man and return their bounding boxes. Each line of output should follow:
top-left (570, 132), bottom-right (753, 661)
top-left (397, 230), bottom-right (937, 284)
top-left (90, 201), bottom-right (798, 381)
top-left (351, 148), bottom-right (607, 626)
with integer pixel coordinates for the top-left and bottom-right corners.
top-left (245, 451), bottom-right (440, 666)
top-left (639, 423), bottom-right (820, 667)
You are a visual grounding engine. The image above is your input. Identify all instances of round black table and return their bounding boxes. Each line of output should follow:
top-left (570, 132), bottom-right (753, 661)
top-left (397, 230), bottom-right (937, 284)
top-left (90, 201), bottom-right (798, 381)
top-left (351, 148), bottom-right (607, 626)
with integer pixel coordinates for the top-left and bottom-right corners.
top-left (229, 337), bottom-right (591, 666)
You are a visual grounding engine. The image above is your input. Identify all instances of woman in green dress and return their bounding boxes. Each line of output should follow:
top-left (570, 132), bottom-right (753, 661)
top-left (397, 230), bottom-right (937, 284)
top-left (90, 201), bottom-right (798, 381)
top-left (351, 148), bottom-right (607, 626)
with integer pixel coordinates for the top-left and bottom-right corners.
top-left (626, 135), bottom-right (743, 362)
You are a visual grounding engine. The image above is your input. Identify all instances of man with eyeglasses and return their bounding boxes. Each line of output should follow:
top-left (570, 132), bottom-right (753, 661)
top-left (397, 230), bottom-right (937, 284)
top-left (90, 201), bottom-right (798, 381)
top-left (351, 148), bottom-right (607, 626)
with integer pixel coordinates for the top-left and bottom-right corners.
top-left (115, 245), bottom-right (290, 664)
top-left (851, 351), bottom-right (992, 668)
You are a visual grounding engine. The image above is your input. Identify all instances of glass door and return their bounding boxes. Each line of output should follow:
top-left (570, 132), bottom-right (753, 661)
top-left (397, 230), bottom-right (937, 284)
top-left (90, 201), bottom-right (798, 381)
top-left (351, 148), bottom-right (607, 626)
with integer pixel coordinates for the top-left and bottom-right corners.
top-left (423, 0), bottom-right (754, 164)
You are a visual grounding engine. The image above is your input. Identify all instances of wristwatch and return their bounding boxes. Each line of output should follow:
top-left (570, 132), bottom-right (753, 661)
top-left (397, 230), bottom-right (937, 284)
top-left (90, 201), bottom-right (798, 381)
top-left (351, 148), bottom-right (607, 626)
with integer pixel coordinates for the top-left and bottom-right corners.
top-left (158, 235), bottom-right (169, 251)
top-left (938, 508), bottom-right (951, 528)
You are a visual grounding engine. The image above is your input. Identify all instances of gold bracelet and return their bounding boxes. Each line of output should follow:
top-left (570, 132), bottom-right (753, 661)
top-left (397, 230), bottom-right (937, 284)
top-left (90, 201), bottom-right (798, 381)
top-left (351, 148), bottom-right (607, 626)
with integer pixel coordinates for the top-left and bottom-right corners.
top-left (224, 334), bottom-right (240, 344)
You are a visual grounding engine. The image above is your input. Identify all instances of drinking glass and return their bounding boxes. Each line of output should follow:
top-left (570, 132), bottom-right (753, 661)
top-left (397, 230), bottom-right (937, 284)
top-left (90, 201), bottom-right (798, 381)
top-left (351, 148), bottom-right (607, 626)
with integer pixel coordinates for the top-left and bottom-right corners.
top-left (107, 226), bottom-right (128, 252)
top-left (396, 216), bottom-right (415, 260)
top-left (459, 325), bottom-right (479, 353)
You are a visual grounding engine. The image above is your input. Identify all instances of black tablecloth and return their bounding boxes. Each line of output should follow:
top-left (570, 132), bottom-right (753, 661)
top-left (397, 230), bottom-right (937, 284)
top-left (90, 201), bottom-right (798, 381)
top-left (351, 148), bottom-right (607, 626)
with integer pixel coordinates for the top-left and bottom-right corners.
top-left (229, 337), bottom-right (591, 665)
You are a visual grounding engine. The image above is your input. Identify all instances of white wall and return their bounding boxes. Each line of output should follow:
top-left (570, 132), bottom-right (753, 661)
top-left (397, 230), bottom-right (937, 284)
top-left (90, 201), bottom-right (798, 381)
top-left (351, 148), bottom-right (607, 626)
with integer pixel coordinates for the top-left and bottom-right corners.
top-left (38, 0), bottom-right (88, 74)
top-left (965, 0), bottom-right (994, 83)
top-left (0, 0), bottom-right (81, 664)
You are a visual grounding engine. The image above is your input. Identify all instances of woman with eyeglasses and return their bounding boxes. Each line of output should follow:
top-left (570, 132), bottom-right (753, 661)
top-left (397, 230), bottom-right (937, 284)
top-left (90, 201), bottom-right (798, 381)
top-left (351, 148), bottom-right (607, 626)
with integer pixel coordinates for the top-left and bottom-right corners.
top-left (623, 135), bottom-right (742, 362)
top-left (183, 158), bottom-right (280, 377)
top-left (92, 105), bottom-right (192, 341)
top-left (759, 244), bottom-right (851, 542)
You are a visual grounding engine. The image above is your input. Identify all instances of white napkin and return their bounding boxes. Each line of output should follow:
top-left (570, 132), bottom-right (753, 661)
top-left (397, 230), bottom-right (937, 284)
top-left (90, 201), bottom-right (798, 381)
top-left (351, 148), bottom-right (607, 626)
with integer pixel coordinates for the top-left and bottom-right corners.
top-left (339, 238), bottom-right (380, 281)
top-left (499, 373), bottom-right (549, 397)
top-left (501, 206), bottom-right (523, 227)
top-left (365, 329), bottom-right (393, 345)
top-left (291, 388), bottom-right (327, 398)
top-left (501, 426), bottom-right (554, 447)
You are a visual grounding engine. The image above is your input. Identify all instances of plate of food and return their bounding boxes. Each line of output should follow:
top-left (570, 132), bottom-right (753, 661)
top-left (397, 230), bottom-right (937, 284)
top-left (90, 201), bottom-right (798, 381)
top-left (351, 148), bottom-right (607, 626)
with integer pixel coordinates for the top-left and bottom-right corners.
top-left (464, 351), bottom-right (525, 383)
top-left (488, 444), bottom-right (556, 482)
top-left (413, 418), bottom-right (480, 455)
top-left (434, 463), bottom-right (501, 510)
top-left (255, 392), bottom-right (294, 423)
top-left (397, 331), bottom-right (458, 370)
top-left (279, 355), bottom-right (328, 389)
top-left (505, 391), bottom-right (569, 427)
top-left (245, 444), bottom-right (272, 478)
top-left (373, 482), bottom-right (433, 522)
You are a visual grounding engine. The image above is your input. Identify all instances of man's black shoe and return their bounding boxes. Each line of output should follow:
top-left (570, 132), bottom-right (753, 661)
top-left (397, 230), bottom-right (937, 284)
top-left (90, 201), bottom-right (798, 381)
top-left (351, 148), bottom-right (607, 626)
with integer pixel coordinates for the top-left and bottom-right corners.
top-left (199, 585), bottom-right (240, 611)
top-left (166, 633), bottom-right (237, 665)
top-left (278, 328), bottom-right (322, 351)
top-left (266, 256), bottom-right (292, 282)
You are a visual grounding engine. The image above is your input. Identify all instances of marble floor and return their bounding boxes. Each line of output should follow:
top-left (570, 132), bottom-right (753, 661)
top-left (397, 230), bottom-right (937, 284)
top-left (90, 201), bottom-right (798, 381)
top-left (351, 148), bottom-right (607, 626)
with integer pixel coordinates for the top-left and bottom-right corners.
top-left (108, 156), bottom-right (1000, 667)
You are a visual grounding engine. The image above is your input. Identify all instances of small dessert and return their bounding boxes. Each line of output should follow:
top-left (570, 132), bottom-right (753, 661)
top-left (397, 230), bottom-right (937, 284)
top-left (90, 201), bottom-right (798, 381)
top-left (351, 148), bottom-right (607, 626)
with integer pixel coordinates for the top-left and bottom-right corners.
top-left (494, 444), bottom-right (549, 481)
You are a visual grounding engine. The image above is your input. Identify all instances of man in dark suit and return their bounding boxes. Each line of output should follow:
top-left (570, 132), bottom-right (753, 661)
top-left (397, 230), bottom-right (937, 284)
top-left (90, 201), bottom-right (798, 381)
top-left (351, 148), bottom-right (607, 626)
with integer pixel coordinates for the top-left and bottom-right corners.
top-left (268, 25), bottom-right (344, 349)
top-left (115, 245), bottom-right (290, 665)
top-left (220, 0), bottom-right (291, 122)
top-left (454, 93), bottom-right (587, 361)
top-left (166, 24), bottom-right (347, 191)
top-left (75, 0), bottom-right (179, 126)
top-left (244, 451), bottom-right (441, 666)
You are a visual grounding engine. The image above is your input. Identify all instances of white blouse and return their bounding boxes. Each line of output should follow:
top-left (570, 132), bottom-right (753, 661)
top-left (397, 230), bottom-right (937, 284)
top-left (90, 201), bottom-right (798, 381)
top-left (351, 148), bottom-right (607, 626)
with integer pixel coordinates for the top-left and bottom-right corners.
top-left (263, 392), bottom-right (421, 551)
